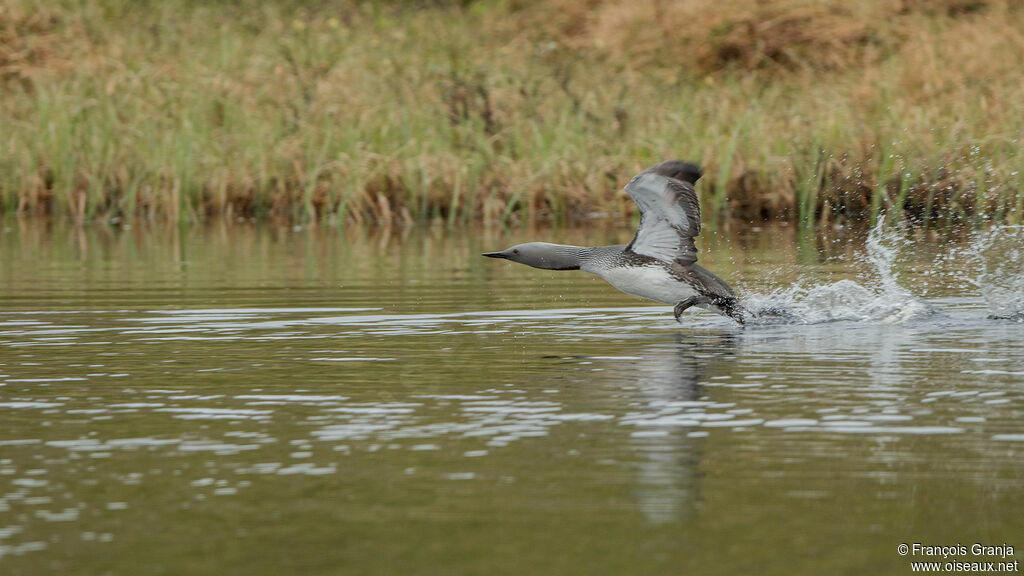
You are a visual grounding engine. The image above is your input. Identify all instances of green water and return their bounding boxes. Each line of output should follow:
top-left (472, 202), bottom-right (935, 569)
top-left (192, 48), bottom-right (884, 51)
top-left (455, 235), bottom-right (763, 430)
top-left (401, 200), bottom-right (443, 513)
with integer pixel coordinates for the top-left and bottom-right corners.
top-left (1, 222), bottom-right (1022, 575)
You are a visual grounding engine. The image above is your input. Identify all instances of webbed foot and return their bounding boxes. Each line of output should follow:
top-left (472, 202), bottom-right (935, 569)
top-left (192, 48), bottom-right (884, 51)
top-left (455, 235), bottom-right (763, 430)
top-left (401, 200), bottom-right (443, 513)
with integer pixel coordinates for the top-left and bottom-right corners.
top-left (725, 307), bottom-right (746, 326)
top-left (753, 306), bottom-right (801, 324)
top-left (673, 297), bottom-right (699, 322)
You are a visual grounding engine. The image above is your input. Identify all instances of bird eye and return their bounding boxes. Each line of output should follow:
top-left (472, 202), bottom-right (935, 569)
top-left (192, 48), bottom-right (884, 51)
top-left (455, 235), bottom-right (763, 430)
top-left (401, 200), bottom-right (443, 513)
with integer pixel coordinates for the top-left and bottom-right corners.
top-left (513, 249), bottom-right (520, 255)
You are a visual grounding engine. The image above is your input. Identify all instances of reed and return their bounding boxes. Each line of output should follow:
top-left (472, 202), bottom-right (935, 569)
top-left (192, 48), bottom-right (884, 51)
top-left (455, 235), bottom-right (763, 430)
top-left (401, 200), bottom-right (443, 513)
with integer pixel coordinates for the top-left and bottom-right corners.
top-left (1, 0), bottom-right (1022, 228)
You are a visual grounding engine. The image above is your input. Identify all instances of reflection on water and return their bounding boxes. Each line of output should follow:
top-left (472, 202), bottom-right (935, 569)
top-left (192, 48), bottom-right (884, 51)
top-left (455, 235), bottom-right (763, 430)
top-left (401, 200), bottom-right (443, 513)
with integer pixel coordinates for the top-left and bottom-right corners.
top-left (1, 221), bottom-right (1022, 575)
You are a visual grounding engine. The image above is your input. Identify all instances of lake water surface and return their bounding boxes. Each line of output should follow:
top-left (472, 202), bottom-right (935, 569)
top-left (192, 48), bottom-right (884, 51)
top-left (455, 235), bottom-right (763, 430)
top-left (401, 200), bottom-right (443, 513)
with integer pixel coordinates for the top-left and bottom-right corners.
top-left (1, 221), bottom-right (1022, 575)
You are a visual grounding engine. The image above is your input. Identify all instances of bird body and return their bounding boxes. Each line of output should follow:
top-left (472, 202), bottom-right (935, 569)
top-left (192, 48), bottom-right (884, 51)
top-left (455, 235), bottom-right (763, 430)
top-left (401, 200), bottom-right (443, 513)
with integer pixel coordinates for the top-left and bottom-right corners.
top-left (483, 161), bottom-right (746, 324)
top-left (597, 259), bottom-right (699, 305)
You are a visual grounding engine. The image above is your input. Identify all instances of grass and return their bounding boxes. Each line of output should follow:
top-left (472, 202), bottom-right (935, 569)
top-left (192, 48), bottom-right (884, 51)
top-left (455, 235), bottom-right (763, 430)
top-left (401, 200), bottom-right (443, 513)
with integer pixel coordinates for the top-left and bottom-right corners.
top-left (1, 0), bottom-right (1023, 227)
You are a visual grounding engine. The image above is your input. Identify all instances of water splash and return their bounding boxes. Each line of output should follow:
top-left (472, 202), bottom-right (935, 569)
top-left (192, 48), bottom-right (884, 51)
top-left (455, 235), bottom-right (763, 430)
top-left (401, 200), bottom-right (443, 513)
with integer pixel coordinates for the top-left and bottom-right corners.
top-left (741, 219), bottom-right (935, 325)
top-left (970, 225), bottom-right (1024, 321)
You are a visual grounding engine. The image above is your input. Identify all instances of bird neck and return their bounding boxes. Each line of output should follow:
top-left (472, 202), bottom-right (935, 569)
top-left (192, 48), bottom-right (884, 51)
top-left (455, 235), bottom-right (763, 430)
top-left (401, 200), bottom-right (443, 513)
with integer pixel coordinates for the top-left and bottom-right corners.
top-left (527, 243), bottom-right (596, 271)
top-left (529, 244), bottom-right (627, 272)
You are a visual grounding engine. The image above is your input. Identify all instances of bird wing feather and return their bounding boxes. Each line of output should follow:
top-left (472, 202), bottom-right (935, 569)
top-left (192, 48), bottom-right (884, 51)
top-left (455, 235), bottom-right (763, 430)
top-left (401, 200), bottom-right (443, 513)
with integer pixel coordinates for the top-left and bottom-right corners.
top-left (623, 172), bottom-right (702, 265)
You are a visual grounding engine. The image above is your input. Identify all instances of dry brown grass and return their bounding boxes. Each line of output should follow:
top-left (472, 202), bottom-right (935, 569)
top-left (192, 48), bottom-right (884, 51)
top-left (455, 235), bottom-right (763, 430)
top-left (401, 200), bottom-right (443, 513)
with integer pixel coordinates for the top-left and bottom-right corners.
top-left (1, 0), bottom-right (1022, 226)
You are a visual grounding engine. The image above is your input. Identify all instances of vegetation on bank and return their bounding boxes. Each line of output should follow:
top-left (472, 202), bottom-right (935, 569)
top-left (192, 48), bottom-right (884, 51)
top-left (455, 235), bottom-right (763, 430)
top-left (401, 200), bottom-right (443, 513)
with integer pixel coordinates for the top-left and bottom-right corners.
top-left (1, 0), bottom-right (1022, 226)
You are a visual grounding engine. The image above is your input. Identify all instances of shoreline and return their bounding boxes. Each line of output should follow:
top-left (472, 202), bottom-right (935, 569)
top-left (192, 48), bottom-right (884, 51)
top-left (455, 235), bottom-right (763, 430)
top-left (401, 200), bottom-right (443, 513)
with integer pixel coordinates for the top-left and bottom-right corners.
top-left (2, 0), bottom-right (1022, 227)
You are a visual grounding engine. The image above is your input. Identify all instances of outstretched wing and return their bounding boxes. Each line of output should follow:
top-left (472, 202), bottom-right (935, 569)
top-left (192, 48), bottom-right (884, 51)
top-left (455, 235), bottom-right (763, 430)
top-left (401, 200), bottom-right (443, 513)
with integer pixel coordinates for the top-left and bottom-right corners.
top-left (623, 172), bottom-right (702, 265)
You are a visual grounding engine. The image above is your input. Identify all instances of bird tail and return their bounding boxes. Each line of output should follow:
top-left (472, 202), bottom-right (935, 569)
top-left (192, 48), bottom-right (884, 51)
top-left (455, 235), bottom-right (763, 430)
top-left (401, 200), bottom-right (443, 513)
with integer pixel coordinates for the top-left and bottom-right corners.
top-left (711, 297), bottom-right (748, 326)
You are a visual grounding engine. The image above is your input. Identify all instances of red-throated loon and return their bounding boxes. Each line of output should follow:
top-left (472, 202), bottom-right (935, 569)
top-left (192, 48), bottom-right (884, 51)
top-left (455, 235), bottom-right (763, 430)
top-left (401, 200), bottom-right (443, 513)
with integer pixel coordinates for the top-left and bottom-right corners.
top-left (482, 160), bottom-right (747, 325)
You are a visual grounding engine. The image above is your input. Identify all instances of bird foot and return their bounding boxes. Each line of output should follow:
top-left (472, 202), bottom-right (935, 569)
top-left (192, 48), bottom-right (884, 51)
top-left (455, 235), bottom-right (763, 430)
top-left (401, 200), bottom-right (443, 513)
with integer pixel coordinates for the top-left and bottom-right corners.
top-left (726, 308), bottom-right (746, 326)
top-left (709, 297), bottom-right (747, 326)
top-left (673, 297), bottom-right (699, 322)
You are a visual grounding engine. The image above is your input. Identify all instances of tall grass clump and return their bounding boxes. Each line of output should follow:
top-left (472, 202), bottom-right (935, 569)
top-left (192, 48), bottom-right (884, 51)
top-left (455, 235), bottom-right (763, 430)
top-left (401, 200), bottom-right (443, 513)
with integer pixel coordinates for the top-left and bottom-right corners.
top-left (0, 0), bottom-right (1022, 227)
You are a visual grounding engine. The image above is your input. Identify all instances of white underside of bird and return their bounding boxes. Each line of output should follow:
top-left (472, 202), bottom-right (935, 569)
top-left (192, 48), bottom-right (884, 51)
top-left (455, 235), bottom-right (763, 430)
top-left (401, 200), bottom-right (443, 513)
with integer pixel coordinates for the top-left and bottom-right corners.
top-left (586, 264), bottom-right (699, 306)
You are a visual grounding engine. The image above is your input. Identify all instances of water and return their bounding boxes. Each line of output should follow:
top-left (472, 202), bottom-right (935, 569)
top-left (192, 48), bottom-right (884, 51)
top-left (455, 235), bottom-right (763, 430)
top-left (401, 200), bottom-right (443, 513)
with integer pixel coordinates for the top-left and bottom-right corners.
top-left (972, 226), bottom-right (1024, 320)
top-left (1, 221), bottom-right (1022, 575)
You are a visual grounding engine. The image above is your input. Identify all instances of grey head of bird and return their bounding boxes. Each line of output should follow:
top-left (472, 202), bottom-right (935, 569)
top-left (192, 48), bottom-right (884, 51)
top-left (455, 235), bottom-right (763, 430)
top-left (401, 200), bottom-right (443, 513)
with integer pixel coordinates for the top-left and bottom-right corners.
top-left (481, 242), bottom-right (582, 271)
top-left (640, 160), bottom-right (703, 185)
